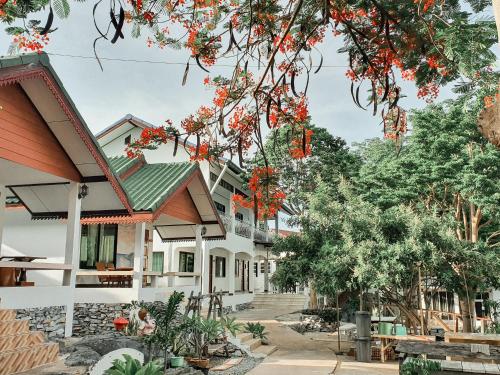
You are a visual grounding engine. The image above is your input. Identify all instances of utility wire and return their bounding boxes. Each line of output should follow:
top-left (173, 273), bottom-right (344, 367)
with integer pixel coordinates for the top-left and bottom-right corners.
top-left (46, 52), bottom-right (348, 69)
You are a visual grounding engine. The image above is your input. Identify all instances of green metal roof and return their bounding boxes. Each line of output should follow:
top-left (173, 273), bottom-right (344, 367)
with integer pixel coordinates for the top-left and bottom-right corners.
top-left (108, 156), bottom-right (141, 176)
top-left (113, 160), bottom-right (198, 212)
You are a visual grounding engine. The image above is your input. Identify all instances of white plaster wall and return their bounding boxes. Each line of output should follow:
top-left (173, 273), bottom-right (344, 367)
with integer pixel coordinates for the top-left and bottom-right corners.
top-left (0, 286), bottom-right (73, 308)
top-left (2, 208), bottom-right (66, 286)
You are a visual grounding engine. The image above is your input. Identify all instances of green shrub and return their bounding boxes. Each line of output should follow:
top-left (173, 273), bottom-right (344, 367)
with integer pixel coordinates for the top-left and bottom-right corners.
top-left (244, 322), bottom-right (269, 340)
top-left (104, 354), bottom-right (162, 375)
top-left (400, 358), bottom-right (441, 375)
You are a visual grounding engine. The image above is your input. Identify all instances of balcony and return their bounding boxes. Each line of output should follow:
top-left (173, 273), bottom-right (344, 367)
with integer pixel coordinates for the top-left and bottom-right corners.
top-left (216, 211), bottom-right (276, 243)
top-left (234, 219), bottom-right (252, 238)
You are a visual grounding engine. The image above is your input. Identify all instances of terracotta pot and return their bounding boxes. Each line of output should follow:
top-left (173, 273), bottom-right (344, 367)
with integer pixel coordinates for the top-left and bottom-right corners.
top-left (187, 358), bottom-right (210, 368)
top-left (113, 317), bottom-right (129, 331)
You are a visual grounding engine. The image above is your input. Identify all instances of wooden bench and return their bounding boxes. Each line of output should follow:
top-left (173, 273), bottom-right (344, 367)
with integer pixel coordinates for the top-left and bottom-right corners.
top-left (397, 341), bottom-right (500, 374)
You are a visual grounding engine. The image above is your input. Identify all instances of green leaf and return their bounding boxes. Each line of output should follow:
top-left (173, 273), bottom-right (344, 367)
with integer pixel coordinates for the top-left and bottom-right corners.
top-left (52, 0), bottom-right (70, 18)
top-left (132, 23), bottom-right (141, 38)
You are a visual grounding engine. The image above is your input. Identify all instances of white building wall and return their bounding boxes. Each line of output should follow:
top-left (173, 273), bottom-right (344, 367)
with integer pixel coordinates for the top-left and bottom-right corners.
top-left (2, 208), bottom-right (65, 286)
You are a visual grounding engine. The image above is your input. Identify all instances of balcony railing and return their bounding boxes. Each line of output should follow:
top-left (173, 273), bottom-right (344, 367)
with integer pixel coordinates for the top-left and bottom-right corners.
top-left (216, 211), bottom-right (277, 242)
top-left (217, 211), bottom-right (233, 232)
top-left (234, 219), bottom-right (252, 238)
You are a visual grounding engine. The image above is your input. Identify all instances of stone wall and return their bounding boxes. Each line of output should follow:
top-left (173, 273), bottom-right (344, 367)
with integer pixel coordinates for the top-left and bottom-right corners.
top-left (16, 306), bottom-right (66, 340)
top-left (236, 302), bottom-right (252, 311)
top-left (72, 303), bottom-right (131, 337)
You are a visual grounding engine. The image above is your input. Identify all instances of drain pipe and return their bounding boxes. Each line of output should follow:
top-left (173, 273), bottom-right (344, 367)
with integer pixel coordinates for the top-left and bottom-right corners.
top-left (210, 162), bottom-right (229, 195)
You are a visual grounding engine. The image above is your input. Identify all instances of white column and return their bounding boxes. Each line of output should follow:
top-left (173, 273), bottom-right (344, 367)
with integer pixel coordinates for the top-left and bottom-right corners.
top-left (63, 182), bottom-right (82, 338)
top-left (196, 225), bottom-right (210, 294)
top-left (249, 257), bottom-right (256, 292)
top-left (0, 185), bottom-right (6, 255)
top-left (228, 252), bottom-right (235, 295)
top-left (167, 243), bottom-right (175, 287)
top-left (230, 194), bottom-right (236, 234)
top-left (133, 222), bottom-right (146, 292)
top-left (249, 210), bottom-right (255, 240)
top-left (264, 256), bottom-right (269, 293)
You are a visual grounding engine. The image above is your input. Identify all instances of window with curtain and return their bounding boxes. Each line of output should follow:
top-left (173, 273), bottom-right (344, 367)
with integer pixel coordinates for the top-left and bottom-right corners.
top-left (80, 224), bottom-right (118, 269)
top-left (179, 252), bottom-right (194, 272)
top-left (152, 252), bottom-right (164, 273)
top-left (215, 256), bottom-right (226, 277)
top-left (235, 259), bottom-right (240, 276)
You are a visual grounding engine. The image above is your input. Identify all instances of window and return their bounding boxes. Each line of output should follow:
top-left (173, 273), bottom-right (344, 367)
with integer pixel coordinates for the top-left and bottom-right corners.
top-left (210, 172), bottom-right (218, 182)
top-left (235, 189), bottom-right (248, 198)
top-left (260, 261), bottom-right (271, 273)
top-left (152, 252), bottom-right (164, 273)
top-left (220, 179), bottom-right (234, 193)
top-left (124, 134), bottom-right (131, 145)
top-left (215, 201), bottom-right (226, 213)
top-left (235, 212), bottom-right (244, 221)
top-left (80, 224), bottom-right (118, 269)
top-left (215, 256), bottom-right (226, 277)
top-left (235, 260), bottom-right (240, 276)
top-left (179, 252), bottom-right (195, 272)
top-left (254, 262), bottom-right (258, 277)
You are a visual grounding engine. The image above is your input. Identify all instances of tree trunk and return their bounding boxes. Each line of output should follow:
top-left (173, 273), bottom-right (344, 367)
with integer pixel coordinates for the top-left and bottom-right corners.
top-left (459, 293), bottom-right (475, 333)
top-left (309, 282), bottom-right (318, 309)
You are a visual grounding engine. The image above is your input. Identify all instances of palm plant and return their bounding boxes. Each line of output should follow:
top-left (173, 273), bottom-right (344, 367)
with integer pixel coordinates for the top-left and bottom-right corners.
top-left (137, 291), bottom-right (185, 370)
top-left (244, 322), bottom-right (269, 341)
top-left (219, 316), bottom-right (243, 338)
top-left (104, 354), bottom-right (162, 375)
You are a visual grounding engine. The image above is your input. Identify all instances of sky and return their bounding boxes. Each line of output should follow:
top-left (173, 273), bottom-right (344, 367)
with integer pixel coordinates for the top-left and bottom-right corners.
top-left (0, 2), bottom-right (472, 146)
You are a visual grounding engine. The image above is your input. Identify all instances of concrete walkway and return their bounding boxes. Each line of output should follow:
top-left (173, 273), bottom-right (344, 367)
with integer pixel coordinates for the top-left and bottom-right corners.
top-left (230, 306), bottom-right (398, 375)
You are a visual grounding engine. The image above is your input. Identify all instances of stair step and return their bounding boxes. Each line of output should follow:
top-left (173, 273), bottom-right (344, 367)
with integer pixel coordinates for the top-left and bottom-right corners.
top-left (246, 338), bottom-right (262, 351)
top-left (253, 345), bottom-right (278, 356)
top-left (0, 332), bottom-right (45, 352)
top-left (0, 310), bottom-right (16, 322)
top-left (0, 342), bottom-right (59, 375)
top-left (0, 320), bottom-right (29, 336)
top-left (236, 332), bottom-right (253, 343)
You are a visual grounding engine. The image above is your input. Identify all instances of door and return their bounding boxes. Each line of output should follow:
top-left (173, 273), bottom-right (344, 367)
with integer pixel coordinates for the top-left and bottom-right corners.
top-left (241, 261), bottom-right (245, 291)
top-left (247, 261), bottom-right (250, 291)
top-left (209, 255), bottom-right (213, 293)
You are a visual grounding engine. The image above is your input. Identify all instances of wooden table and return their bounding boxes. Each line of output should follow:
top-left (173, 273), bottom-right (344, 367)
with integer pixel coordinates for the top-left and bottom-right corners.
top-left (445, 333), bottom-right (500, 346)
top-left (0, 256), bottom-right (47, 282)
top-left (372, 334), bottom-right (436, 362)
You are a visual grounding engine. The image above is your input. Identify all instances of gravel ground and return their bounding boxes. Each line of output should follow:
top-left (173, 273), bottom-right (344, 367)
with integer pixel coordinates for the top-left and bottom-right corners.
top-left (208, 356), bottom-right (263, 375)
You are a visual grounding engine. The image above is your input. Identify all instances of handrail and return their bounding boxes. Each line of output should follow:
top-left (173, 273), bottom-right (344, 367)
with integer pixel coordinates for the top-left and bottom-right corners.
top-left (76, 270), bottom-right (133, 276)
top-left (164, 271), bottom-right (201, 277)
top-left (0, 261), bottom-right (72, 270)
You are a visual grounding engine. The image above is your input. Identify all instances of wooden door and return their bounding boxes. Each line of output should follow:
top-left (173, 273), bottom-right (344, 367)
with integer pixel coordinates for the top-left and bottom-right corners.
top-left (241, 261), bottom-right (245, 291)
top-left (247, 261), bottom-right (250, 291)
top-left (209, 255), bottom-right (213, 293)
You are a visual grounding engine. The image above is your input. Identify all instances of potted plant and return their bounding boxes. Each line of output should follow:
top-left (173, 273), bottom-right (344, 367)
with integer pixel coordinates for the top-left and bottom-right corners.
top-left (184, 316), bottom-right (223, 368)
top-left (137, 291), bottom-right (185, 371)
top-left (168, 324), bottom-right (188, 368)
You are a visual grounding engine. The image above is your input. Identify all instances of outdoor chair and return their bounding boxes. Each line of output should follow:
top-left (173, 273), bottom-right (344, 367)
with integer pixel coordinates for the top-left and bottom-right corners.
top-left (95, 262), bottom-right (111, 286)
top-left (0, 267), bottom-right (17, 286)
top-left (106, 263), bottom-right (122, 287)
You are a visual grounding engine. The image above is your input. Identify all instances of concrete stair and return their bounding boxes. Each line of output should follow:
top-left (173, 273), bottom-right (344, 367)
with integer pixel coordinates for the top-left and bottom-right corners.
top-left (0, 309), bottom-right (59, 374)
top-left (251, 293), bottom-right (307, 311)
top-left (235, 332), bottom-right (278, 358)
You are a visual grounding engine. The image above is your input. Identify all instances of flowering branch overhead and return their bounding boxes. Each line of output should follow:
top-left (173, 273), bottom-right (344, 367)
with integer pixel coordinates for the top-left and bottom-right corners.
top-left (2, 0), bottom-right (498, 218)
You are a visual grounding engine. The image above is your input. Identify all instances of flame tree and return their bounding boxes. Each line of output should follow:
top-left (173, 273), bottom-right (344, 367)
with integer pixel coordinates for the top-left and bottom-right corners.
top-left (2, 0), bottom-right (498, 217)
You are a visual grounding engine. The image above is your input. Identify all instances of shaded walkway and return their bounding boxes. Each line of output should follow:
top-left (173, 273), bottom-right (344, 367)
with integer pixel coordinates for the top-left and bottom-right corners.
top-left (230, 305), bottom-right (398, 375)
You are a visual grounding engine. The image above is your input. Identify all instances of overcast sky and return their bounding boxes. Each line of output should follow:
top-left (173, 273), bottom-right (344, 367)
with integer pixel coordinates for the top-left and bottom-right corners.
top-left (1, 2), bottom-right (486, 146)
